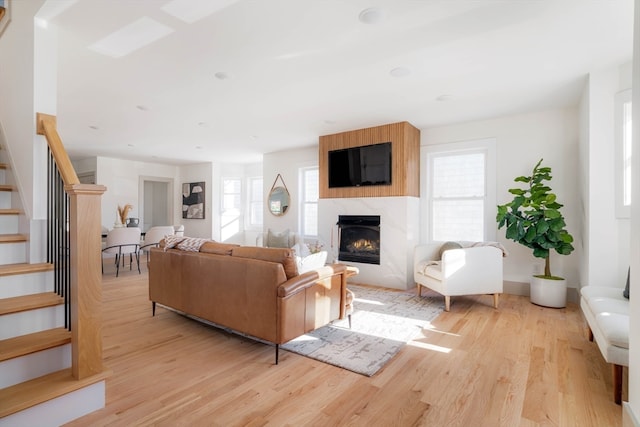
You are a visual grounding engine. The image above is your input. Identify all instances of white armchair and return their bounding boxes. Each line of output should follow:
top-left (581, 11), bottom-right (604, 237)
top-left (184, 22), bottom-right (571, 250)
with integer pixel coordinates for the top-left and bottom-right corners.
top-left (414, 242), bottom-right (504, 311)
top-left (140, 226), bottom-right (175, 262)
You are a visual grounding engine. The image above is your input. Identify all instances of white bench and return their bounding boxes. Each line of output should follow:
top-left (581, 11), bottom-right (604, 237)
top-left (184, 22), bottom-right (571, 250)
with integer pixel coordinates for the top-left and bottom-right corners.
top-left (580, 283), bottom-right (629, 404)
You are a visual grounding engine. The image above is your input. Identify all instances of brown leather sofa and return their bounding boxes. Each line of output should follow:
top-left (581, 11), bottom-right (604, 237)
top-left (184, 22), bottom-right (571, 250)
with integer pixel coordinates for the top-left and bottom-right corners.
top-left (148, 241), bottom-right (349, 363)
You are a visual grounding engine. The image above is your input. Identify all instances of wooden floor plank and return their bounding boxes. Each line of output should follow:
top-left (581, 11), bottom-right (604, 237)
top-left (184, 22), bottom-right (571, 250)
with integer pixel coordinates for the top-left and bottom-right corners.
top-left (64, 263), bottom-right (623, 426)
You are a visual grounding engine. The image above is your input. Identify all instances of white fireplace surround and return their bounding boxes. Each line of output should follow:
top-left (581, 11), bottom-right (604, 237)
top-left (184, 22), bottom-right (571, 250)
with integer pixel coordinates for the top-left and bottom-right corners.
top-left (318, 197), bottom-right (420, 290)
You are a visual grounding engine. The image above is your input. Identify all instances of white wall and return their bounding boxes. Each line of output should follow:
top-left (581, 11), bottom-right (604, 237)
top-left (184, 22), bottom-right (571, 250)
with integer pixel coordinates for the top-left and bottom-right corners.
top-left (582, 66), bottom-right (632, 289)
top-left (93, 157), bottom-right (179, 231)
top-left (262, 146), bottom-right (317, 237)
top-left (422, 108), bottom-right (580, 288)
top-left (625, 0), bottom-right (640, 422)
top-left (178, 162), bottom-right (214, 238)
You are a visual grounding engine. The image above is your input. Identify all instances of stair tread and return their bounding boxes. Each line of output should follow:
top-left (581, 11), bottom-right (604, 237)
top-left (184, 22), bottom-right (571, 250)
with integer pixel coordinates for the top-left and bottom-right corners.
top-left (0, 292), bottom-right (63, 315)
top-left (0, 368), bottom-right (111, 418)
top-left (0, 327), bottom-right (71, 362)
top-left (0, 262), bottom-right (53, 277)
top-left (0, 233), bottom-right (27, 243)
top-left (0, 209), bottom-right (20, 215)
top-left (0, 184), bottom-right (14, 192)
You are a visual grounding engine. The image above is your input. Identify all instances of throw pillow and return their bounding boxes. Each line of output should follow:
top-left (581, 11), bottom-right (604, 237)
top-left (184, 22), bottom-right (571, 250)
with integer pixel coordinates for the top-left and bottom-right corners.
top-left (439, 241), bottom-right (462, 260)
top-left (163, 235), bottom-right (185, 250)
top-left (296, 251), bottom-right (328, 274)
top-left (266, 229), bottom-right (290, 248)
top-left (623, 267), bottom-right (630, 299)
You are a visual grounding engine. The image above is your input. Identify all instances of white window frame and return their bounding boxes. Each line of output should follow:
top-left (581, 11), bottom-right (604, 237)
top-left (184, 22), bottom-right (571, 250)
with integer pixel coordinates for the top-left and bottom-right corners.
top-left (615, 88), bottom-right (632, 218)
top-left (421, 138), bottom-right (496, 243)
top-left (299, 165), bottom-right (319, 238)
top-left (246, 176), bottom-right (263, 230)
top-left (220, 177), bottom-right (242, 241)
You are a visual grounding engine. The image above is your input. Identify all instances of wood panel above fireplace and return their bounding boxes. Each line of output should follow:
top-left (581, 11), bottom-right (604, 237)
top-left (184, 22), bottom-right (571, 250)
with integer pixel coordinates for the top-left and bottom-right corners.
top-left (319, 121), bottom-right (420, 198)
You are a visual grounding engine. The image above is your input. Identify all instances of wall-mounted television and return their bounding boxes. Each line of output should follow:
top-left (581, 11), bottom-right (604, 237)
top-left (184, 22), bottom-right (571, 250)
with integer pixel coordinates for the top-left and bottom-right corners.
top-left (328, 142), bottom-right (392, 188)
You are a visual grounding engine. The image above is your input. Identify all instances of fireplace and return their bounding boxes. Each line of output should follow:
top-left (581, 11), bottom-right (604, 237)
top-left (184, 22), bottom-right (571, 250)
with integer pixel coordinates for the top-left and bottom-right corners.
top-left (337, 215), bottom-right (380, 265)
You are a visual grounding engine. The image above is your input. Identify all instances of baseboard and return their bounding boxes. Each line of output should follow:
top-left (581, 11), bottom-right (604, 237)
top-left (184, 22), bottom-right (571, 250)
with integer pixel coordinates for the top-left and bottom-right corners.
top-left (623, 402), bottom-right (640, 427)
top-left (503, 281), bottom-right (579, 304)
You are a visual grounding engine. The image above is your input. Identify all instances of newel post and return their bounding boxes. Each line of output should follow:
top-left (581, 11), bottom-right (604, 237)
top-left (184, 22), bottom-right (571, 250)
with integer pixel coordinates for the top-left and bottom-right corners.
top-left (66, 183), bottom-right (107, 379)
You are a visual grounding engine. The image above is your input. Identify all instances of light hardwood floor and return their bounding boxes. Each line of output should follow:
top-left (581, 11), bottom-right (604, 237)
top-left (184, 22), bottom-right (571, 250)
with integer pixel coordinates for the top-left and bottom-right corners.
top-left (66, 261), bottom-right (624, 426)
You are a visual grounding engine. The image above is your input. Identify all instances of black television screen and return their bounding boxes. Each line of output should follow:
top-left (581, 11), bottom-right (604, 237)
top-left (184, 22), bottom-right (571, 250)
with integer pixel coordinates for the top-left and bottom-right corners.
top-left (328, 142), bottom-right (392, 188)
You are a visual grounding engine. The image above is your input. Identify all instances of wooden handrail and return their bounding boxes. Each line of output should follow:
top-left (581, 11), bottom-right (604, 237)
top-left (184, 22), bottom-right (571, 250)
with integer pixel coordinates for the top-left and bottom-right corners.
top-left (36, 113), bottom-right (79, 185)
top-left (36, 112), bottom-right (107, 380)
top-left (0, 7), bottom-right (6, 22)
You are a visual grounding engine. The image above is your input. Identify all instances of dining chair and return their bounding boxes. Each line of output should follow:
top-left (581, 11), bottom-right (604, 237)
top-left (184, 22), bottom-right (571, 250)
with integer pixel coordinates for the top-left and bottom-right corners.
top-left (102, 227), bottom-right (141, 277)
top-left (140, 226), bottom-right (175, 262)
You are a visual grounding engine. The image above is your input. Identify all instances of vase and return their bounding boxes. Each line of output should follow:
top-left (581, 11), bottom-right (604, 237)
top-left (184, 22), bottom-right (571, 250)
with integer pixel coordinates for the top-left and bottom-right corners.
top-left (530, 276), bottom-right (567, 308)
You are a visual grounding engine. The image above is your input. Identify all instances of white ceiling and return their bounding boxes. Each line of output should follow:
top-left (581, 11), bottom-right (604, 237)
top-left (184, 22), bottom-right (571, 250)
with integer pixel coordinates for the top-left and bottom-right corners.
top-left (46, 0), bottom-right (634, 165)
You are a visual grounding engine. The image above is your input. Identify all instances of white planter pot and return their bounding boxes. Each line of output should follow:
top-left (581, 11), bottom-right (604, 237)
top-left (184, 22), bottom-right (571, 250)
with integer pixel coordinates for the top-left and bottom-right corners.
top-left (530, 276), bottom-right (567, 308)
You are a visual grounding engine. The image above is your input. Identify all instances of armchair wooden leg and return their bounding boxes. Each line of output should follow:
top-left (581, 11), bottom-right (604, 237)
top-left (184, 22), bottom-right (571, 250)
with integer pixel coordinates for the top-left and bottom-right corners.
top-left (588, 327), bottom-right (594, 342)
top-left (613, 364), bottom-right (623, 405)
top-left (444, 296), bottom-right (451, 312)
top-left (417, 284), bottom-right (422, 297)
top-left (493, 293), bottom-right (499, 309)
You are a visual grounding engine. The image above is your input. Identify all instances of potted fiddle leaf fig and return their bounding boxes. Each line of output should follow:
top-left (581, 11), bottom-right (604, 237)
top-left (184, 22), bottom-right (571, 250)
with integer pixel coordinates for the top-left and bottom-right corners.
top-left (496, 159), bottom-right (574, 308)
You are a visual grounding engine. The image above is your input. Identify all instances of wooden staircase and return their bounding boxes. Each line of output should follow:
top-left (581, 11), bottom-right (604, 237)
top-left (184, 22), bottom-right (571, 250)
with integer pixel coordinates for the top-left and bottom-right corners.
top-left (0, 158), bottom-right (109, 424)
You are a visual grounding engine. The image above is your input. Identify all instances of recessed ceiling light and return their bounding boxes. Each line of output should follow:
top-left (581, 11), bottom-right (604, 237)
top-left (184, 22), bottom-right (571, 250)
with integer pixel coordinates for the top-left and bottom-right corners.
top-left (195, 145), bottom-right (203, 149)
top-left (359, 7), bottom-right (384, 24)
top-left (127, 144), bottom-right (135, 147)
top-left (197, 122), bottom-right (207, 127)
top-left (436, 94), bottom-right (455, 102)
top-left (214, 71), bottom-right (231, 80)
top-left (324, 119), bottom-right (337, 125)
top-left (136, 105), bottom-right (149, 111)
top-left (89, 125), bottom-right (99, 130)
top-left (390, 67), bottom-right (411, 78)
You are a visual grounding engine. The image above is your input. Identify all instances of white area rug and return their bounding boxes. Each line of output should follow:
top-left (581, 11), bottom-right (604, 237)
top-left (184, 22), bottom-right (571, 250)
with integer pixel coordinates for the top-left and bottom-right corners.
top-left (281, 284), bottom-right (444, 376)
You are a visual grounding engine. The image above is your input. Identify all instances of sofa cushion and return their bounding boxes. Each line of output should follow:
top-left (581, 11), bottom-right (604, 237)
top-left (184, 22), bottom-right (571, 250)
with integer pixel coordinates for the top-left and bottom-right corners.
top-left (200, 241), bottom-right (239, 255)
top-left (231, 246), bottom-right (299, 279)
top-left (580, 286), bottom-right (626, 301)
top-left (587, 297), bottom-right (630, 316)
top-left (416, 260), bottom-right (443, 280)
top-left (595, 312), bottom-right (629, 349)
top-left (266, 229), bottom-right (292, 248)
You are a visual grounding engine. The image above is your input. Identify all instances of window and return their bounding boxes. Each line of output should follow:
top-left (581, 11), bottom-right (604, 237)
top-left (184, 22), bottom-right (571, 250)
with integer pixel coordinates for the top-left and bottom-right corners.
top-left (247, 176), bottom-right (263, 229)
top-left (615, 89), bottom-right (632, 218)
top-left (423, 139), bottom-right (496, 242)
top-left (300, 166), bottom-right (319, 237)
top-left (221, 178), bottom-right (241, 241)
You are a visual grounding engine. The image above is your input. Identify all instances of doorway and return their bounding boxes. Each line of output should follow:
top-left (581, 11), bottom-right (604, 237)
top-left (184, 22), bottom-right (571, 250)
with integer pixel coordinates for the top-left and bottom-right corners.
top-left (139, 177), bottom-right (173, 232)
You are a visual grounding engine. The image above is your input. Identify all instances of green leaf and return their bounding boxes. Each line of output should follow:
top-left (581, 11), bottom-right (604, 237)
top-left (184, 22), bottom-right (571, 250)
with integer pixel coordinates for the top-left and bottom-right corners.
top-left (544, 209), bottom-right (561, 219)
top-left (536, 220), bottom-right (549, 234)
top-left (533, 247), bottom-right (549, 259)
top-left (514, 176), bottom-right (530, 183)
top-left (509, 189), bottom-right (525, 196)
top-left (506, 223), bottom-right (519, 240)
top-left (524, 226), bottom-right (537, 242)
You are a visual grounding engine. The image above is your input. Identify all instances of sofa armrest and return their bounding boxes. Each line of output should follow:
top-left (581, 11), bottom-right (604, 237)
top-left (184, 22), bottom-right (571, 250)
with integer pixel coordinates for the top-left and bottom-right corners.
top-left (278, 264), bottom-right (347, 298)
top-left (414, 243), bottom-right (442, 268)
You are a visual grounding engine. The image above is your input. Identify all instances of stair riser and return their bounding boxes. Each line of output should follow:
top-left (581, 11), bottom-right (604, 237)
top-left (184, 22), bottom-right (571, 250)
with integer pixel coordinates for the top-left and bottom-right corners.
top-left (0, 381), bottom-right (106, 427)
top-left (0, 242), bottom-right (26, 264)
top-left (0, 305), bottom-right (65, 340)
top-left (0, 214), bottom-right (18, 233)
top-left (0, 271), bottom-right (53, 298)
top-left (0, 344), bottom-right (71, 388)
top-left (0, 192), bottom-right (10, 209)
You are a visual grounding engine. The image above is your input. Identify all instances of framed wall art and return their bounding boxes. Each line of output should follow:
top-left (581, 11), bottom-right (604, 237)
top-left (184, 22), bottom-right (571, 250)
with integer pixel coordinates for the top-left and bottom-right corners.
top-left (182, 182), bottom-right (205, 219)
